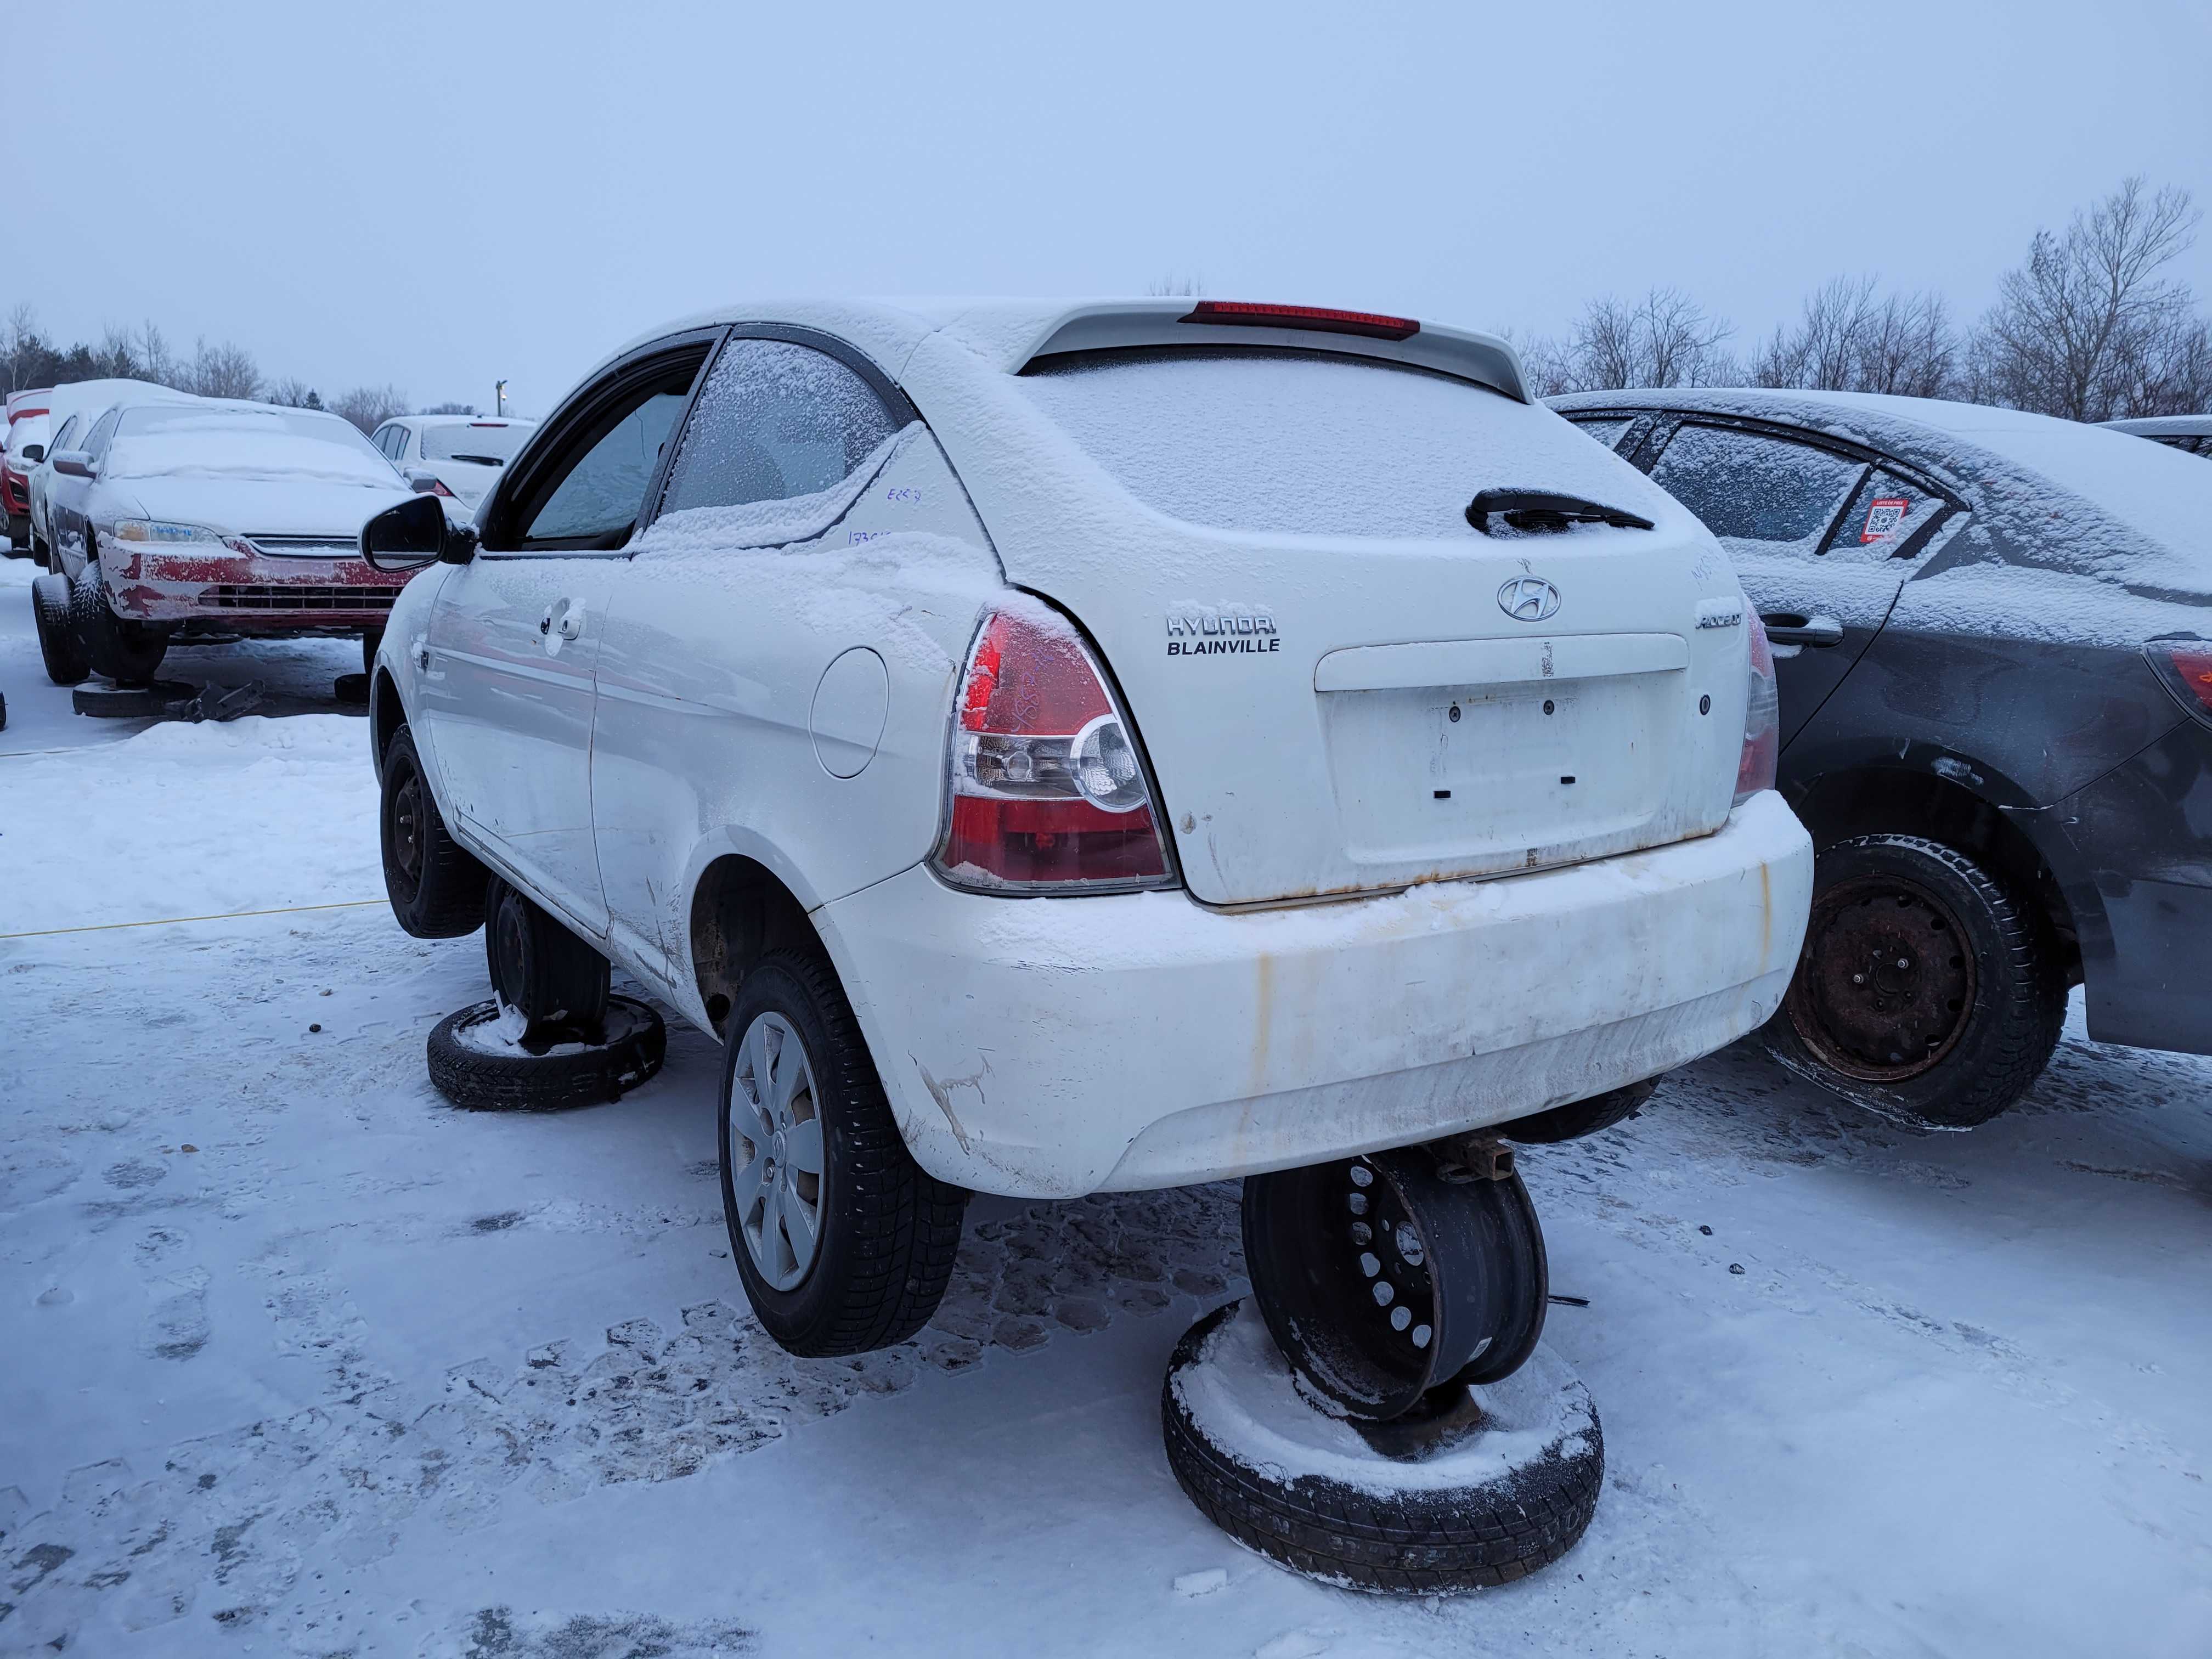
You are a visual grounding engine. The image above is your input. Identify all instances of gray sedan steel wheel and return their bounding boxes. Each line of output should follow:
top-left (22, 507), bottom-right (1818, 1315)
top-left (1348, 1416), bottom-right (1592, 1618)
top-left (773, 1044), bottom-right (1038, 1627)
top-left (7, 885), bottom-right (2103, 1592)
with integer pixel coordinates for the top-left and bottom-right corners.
top-left (726, 1011), bottom-right (827, 1291)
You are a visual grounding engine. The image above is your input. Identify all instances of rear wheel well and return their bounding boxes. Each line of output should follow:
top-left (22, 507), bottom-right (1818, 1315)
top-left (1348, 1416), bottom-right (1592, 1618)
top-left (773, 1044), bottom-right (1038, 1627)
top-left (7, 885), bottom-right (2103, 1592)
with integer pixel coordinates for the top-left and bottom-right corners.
top-left (689, 856), bottom-right (820, 1039)
top-left (1786, 767), bottom-right (2082, 988)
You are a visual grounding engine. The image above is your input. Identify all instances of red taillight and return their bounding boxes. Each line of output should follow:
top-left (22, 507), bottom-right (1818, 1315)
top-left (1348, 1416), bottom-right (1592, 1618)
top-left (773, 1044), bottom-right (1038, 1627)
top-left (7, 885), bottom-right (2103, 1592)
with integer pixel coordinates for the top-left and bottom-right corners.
top-left (429, 478), bottom-right (456, 498)
top-left (2148, 642), bottom-right (2212, 720)
top-left (933, 607), bottom-right (1176, 893)
top-left (1178, 300), bottom-right (1420, 341)
top-left (1735, 612), bottom-right (1779, 806)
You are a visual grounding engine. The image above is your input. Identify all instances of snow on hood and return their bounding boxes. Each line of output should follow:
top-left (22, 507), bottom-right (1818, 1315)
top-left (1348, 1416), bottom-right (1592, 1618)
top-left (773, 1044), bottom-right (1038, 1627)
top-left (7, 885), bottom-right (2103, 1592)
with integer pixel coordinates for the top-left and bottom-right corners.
top-left (1553, 388), bottom-right (2212, 608)
top-left (116, 472), bottom-right (414, 538)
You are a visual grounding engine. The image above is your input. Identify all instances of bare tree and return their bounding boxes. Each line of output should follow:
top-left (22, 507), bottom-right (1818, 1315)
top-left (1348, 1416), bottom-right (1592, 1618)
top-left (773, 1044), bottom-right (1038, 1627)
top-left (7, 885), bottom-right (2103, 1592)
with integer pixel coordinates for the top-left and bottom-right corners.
top-left (134, 321), bottom-right (182, 389)
top-left (3, 303), bottom-right (41, 395)
top-left (264, 377), bottom-right (320, 408)
top-left (1145, 273), bottom-right (1204, 298)
top-left (185, 338), bottom-right (263, 400)
top-left (1523, 287), bottom-right (1737, 393)
top-left (1752, 275), bottom-right (1961, 398)
top-left (422, 400), bottom-right (478, 415)
top-left (330, 383), bottom-right (408, 434)
top-left (1969, 177), bottom-right (2206, 421)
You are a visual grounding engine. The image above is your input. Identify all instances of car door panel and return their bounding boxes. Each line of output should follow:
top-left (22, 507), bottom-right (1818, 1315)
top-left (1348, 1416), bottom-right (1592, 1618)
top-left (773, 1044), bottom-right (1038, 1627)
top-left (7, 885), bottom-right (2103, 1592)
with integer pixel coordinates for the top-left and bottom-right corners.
top-left (420, 347), bottom-right (708, 937)
top-left (421, 555), bottom-right (618, 933)
top-left (1644, 421), bottom-right (1920, 748)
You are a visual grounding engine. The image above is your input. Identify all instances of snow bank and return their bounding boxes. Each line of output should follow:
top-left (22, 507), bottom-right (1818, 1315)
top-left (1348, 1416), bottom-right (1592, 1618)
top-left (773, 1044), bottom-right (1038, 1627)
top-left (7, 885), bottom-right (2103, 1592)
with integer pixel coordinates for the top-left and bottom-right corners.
top-left (0, 713), bottom-right (379, 934)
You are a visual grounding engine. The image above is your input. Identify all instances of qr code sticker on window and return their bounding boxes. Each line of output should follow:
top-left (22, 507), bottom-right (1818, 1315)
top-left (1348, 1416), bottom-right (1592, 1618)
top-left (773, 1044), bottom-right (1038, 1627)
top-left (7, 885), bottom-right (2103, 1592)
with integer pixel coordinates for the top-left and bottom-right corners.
top-left (1861, 497), bottom-right (1909, 543)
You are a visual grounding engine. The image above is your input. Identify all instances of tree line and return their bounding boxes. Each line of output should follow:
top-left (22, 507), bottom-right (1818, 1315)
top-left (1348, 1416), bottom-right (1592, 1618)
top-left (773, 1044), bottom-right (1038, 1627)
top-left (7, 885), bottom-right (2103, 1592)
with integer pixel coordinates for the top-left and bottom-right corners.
top-left (1516, 177), bottom-right (2211, 421)
top-left (0, 311), bottom-right (472, 432)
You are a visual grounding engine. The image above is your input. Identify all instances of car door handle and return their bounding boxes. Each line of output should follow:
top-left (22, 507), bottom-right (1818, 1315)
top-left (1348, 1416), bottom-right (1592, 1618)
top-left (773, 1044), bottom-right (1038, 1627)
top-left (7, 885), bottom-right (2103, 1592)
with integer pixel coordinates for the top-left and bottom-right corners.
top-left (556, 602), bottom-right (585, 640)
top-left (1761, 612), bottom-right (1845, 648)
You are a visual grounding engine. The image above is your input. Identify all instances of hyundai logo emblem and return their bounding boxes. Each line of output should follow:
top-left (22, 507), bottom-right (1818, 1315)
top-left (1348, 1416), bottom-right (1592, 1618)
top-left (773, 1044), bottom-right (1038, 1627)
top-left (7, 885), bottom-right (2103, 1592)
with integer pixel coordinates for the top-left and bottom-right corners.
top-left (1497, 576), bottom-right (1561, 623)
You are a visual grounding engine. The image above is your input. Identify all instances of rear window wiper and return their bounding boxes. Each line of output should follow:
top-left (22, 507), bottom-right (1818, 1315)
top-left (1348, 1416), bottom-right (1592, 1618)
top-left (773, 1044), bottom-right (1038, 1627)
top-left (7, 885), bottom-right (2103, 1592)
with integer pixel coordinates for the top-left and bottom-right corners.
top-left (1466, 489), bottom-right (1654, 535)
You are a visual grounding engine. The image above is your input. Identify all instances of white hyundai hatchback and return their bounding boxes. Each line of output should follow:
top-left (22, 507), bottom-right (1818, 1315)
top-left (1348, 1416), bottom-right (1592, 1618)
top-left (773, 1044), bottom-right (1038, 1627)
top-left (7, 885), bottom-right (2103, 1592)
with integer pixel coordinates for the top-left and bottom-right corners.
top-left (363, 298), bottom-right (1812, 1361)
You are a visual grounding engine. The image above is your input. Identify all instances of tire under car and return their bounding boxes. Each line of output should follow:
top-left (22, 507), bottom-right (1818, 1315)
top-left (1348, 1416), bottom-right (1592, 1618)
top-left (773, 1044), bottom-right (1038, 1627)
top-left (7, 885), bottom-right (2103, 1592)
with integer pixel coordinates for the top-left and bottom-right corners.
top-left (1765, 833), bottom-right (2066, 1128)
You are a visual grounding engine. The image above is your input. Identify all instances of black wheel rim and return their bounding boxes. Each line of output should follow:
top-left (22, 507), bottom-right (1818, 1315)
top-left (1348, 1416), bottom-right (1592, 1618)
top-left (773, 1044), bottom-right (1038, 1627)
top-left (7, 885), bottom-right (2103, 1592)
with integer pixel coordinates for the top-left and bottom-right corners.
top-left (1244, 1152), bottom-right (1548, 1420)
top-left (1788, 873), bottom-right (1977, 1082)
top-left (390, 770), bottom-right (425, 896)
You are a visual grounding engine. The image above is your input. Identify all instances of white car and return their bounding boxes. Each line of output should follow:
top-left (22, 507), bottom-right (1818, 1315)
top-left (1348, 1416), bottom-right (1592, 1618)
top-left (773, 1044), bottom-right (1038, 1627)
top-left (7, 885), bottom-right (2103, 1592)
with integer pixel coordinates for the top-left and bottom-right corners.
top-left (25, 379), bottom-right (201, 565)
top-left (2102, 413), bottom-right (2212, 456)
top-left (364, 298), bottom-right (1813, 1359)
top-left (368, 413), bottom-right (537, 510)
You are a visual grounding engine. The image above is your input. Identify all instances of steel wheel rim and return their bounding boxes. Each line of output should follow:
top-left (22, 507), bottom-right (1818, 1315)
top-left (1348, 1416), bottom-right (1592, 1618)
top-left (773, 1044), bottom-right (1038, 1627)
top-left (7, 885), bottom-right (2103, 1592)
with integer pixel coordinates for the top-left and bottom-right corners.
top-left (1788, 873), bottom-right (1977, 1081)
top-left (391, 771), bottom-right (425, 892)
top-left (727, 1012), bottom-right (825, 1291)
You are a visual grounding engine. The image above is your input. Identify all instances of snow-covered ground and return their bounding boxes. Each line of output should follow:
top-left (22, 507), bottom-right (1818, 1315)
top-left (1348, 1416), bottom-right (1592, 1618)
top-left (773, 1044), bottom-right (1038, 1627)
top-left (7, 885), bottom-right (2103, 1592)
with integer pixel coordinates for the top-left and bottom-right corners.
top-left (2, 600), bottom-right (2209, 1655)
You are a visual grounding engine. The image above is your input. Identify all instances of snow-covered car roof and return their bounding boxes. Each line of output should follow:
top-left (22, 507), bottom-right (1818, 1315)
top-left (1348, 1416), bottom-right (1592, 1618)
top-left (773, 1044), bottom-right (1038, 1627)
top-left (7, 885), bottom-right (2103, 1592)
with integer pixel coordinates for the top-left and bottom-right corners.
top-left (39, 377), bottom-right (202, 435)
top-left (2101, 413), bottom-right (2212, 438)
top-left (1550, 387), bottom-right (2212, 605)
top-left (396, 413), bottom-right (536, 427)
top-left (592, 297), bottom-right (1530, 407)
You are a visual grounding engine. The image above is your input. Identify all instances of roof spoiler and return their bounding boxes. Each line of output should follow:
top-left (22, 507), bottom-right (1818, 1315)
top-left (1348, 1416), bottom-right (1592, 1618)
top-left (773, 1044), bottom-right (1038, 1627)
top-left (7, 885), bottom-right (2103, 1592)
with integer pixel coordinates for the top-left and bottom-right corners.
top-left (1014, 301), bottom-right (1532, 404)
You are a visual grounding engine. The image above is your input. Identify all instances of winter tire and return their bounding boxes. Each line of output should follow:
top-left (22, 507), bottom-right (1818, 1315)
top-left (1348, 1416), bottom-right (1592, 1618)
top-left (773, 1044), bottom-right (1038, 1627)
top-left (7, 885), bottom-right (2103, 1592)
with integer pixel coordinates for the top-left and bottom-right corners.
top-left (71, 679), bottom-right (194, 719)
top-left (379, 724), bottom-right (490, 939)
top-left (426, 995), bottom-right (665, 1111)
top-left (4, 514), bottom-right (27, 556)
top-left (483, 878), bottom-right (610, 1032)
top-left (1161, 1301), bottom-right (1603, 1594)
top-left (1765, 834), bottom-right (2064, 1129)
top-left (71, 562), bottom-right (168, 685)
top-left (32, 572), bottom-right (89, 685)
top-left (719, 949), bottom-right (968, 1357)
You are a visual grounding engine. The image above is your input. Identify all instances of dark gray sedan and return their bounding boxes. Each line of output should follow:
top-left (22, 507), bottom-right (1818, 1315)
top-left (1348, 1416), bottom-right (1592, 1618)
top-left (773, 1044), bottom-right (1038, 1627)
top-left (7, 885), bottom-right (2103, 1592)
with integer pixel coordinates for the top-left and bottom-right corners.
top-left (1554, 388), bottom-right (2212, 1128)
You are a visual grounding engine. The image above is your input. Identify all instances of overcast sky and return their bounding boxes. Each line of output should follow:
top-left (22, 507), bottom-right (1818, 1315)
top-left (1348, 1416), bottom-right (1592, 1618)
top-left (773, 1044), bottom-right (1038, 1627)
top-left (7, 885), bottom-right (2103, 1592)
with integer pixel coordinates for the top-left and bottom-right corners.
top-left (8, 0), bottom-right (2211, 416)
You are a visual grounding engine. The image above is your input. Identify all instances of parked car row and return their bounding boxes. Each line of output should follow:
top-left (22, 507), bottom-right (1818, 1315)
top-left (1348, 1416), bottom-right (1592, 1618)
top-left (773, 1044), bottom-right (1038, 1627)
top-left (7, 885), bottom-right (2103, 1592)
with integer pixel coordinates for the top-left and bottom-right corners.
top-left (14, 380), bottom-right (537, 691)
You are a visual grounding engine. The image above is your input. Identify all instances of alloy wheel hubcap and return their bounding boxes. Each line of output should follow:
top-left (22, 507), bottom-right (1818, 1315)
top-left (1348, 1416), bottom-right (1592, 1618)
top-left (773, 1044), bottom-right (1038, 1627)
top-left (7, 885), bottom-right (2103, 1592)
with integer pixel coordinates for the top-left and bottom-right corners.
top-left (728, 1012), bottom-right (824, 1291)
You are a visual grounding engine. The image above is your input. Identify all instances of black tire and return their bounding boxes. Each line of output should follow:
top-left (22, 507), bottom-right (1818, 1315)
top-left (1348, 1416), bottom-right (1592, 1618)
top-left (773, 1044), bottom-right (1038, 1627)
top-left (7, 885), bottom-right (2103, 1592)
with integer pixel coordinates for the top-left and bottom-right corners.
top-left (33, 572), bottom-right (89, 685)
top-left (71, 561), bottom-right (168, 685)
top-left (1501, 1078), bottom-right (1658, 1144)
top-left (1764, 834), bottom-right (2065, 1129)
top-left (427, 995), bottom-right (665, 1110)
top-left (32, 534), bottom-right (52, 570)
top-left (72, 679), bottom-right (194, 719)
top-left (5, 513), bottom-right (27, 556)
top-left (333, 671), bottom-right (370, 705)
top-left (362, 628), bottom-right (383, 676)
top-left (720, 949), bottom-right (968, 1357)
top-left (379, 724), bottom-right (490, 939)
top-left (483, 877), bottom-right (610, 1031)
top-left (1161, 1302), bottom-right (1604, 1594)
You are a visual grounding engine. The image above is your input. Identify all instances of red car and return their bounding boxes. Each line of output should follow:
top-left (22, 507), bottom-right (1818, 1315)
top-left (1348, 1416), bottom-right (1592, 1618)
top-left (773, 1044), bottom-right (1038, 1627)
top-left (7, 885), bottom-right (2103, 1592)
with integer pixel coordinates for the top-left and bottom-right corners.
top-left (3, 388), bottom-right (52, 554)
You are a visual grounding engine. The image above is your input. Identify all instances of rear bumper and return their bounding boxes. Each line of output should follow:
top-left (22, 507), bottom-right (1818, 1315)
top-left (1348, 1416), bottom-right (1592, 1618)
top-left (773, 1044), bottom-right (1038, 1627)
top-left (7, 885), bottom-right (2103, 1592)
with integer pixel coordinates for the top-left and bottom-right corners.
top-left (104, 546), bottom-right (413, 629)
top-left (818, 789), bottom-right (1813, 1198)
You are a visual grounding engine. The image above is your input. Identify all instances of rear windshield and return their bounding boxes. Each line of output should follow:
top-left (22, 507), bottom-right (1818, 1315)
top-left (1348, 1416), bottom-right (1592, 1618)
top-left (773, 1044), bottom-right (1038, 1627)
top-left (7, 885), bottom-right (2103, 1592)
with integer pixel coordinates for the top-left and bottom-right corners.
top-left (422, 421), bottom-right (532, 464)
top-left (108, 405), bottom-right (398, 484)
top-left (1015, 347), bottom-right (1647, 538)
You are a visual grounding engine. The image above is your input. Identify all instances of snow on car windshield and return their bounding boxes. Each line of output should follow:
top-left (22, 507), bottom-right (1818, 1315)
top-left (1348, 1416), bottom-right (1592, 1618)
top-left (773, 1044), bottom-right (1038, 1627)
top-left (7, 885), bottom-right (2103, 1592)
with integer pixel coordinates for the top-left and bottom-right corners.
top-left (106, 405), bottom-right (399, 486)
top-left (1015, 347), bottom-right (1668, 539)
top-left (422, 421), bottom-right (532, 464)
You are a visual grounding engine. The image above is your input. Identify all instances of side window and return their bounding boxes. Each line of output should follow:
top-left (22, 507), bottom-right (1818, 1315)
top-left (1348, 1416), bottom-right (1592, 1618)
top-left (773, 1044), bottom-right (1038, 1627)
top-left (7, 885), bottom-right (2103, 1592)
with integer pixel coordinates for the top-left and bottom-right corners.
top-left (1563, 415), bottom-right (1633, 450)
top-left (1822, 465), bottom-right (1949, 562)
top-left (1649, 424), bottom-right (1867, 556)
top-left (520, 389), bottom-right (693, 547)
top-left (50, 415), bottom-right (80, 453)
top-left (657, 337), bottom-right (900, 518)
top-left (83, 409), bottom-right (122, 464)
top-left (371, 425), bottom-right (395, 459)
